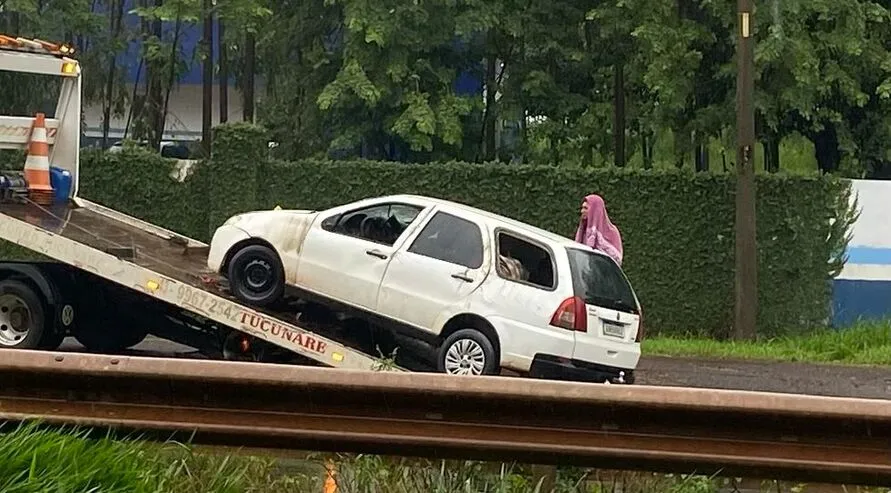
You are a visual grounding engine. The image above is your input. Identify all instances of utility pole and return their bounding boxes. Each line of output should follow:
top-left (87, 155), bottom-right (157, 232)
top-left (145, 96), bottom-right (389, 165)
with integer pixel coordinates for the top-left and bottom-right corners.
top-left (201, 0), bottom-right (214, 155)
top-left (734, 0), bottom-right (757, 340)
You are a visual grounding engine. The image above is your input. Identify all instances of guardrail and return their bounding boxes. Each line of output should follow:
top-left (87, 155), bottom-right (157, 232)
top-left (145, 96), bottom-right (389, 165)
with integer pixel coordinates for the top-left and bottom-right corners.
top-left (0, 350), bottom-right (889, 486)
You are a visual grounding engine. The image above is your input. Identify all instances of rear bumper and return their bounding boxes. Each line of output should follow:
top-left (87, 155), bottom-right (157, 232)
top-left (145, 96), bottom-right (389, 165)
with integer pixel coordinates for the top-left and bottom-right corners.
top-left (528, 354), bottom-right (635, 384)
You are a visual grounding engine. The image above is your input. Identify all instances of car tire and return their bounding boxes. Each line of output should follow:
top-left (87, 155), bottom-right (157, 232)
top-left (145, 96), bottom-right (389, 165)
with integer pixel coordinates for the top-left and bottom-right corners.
top-left (437, 328), bottom-right (498, 376)
top-left (227, 244), bottom-right (285, 307)
top-left (0, 279), bottom-right (47, 350)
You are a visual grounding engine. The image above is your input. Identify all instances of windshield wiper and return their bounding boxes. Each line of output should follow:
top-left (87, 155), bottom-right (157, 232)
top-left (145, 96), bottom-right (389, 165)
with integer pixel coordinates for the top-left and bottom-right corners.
top-left (590, 295), bottom-right (638, 314)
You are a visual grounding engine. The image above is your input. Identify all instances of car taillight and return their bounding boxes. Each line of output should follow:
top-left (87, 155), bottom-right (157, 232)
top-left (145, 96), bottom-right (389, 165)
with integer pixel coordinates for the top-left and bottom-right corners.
top-left (550, 296), bottom-right (587, 332)
top-left (635, 310), bottom-right (645, 342)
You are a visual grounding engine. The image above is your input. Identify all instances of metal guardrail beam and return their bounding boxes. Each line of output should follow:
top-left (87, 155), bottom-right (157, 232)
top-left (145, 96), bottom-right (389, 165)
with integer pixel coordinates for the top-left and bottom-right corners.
top-left (0, 350), bottom-right (889, 486)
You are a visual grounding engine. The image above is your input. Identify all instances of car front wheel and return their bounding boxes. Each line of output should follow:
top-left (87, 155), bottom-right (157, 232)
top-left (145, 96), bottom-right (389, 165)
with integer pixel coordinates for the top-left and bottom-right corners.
top-left (227, 244), bottom-right (285, 307)
top-left (437, 328), bottom-right (498, 376)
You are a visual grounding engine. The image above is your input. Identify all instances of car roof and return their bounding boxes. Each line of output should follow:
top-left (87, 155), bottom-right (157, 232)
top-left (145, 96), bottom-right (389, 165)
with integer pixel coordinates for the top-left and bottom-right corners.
top-left (370, 194), bottom-right (596, 251)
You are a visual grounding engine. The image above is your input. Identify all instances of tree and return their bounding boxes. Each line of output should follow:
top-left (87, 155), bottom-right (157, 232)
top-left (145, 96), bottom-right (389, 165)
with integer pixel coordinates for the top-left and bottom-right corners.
top-left (316, 0), bottom-right (482, 159)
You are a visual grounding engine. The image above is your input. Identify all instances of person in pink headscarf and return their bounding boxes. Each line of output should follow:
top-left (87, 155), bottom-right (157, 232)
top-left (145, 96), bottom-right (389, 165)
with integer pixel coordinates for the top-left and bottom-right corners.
top-left (574, 194), bottom-right (624, 265)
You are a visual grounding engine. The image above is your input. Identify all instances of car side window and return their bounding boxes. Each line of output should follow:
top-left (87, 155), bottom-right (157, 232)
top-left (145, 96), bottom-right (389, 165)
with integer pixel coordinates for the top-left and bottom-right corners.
top-left (496, 231), bottom-right (555, 289)
top-left (322, 203), bottom-right (423, 246)
top-left (407, 211), bottom-right (484, 269)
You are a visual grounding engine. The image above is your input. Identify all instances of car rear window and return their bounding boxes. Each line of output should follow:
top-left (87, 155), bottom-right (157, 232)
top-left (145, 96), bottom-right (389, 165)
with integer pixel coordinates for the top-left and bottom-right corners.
top-left (566, 247), bottom-right (638, 314)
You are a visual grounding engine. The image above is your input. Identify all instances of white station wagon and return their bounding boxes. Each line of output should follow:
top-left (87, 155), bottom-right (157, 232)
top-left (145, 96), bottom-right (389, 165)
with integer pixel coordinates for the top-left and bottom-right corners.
top-left (207, 194), bottom-right (643, 383)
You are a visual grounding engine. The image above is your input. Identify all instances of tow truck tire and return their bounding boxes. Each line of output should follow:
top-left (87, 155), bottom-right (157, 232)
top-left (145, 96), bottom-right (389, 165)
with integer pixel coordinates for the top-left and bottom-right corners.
top-left (0, 279), bottom-right (47, 350)
top-left (227, 244), bottom-right (285, 307)
top-left (437, 328), bottom-right (498, 376)
top-left (74, 322), bottom-right (148, 353)
top-left (39, 330), bottom-right (65, 351)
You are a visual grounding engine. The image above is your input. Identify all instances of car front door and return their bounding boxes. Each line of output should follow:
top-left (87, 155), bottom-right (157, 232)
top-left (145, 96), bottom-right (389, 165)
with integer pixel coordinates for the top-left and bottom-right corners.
top-left (376, 209), bottom-right (490, 333)
top-left (296, 201), bottom-right (427, 310)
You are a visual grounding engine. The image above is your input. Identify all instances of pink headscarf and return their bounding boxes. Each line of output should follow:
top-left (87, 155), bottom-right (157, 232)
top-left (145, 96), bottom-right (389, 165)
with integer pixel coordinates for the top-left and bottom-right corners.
top-left (574, 194), bottom-right (624, 265)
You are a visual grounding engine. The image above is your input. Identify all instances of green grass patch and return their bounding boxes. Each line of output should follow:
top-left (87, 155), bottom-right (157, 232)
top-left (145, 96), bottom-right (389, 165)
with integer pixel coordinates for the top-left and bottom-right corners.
top-left (4, 422), bottom-right (889, 492)
top-left (0, 422), bottom-right (299, 493)
top-left (643, 321), bottom-right (891, 365)
top-left (0, 422), bottom-right (728, 492)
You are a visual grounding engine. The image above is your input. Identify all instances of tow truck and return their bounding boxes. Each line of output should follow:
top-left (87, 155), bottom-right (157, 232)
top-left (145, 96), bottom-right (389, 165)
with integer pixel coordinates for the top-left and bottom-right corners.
top-left (0, 34), bottom-right (397, 371)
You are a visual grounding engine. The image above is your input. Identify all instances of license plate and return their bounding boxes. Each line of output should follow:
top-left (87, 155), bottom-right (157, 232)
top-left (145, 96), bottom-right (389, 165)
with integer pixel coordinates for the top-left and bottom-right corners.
top-left (602, 321), bottom-right (625, 338)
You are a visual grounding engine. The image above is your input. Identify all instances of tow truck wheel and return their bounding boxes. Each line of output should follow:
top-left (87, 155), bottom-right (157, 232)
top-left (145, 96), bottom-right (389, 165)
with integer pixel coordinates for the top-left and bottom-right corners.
top-left (74, 322), bottom-right (148, 353)
top-left (227, 244), bottom-right (285, 307)
top-left (0, 279), bottom-right (47, 350)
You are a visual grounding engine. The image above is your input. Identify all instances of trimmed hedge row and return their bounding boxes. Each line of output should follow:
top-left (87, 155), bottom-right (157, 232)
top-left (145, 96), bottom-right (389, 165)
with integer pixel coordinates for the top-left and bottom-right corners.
top-left (257, 160), bottom-right (852, 337)
top-left (0, 124), bottom-right (855, 338)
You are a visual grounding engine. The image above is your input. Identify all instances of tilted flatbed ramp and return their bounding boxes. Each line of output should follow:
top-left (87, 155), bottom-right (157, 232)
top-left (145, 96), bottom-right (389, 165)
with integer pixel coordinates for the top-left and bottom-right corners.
top-left (0, 197), bottom-right (386, 371)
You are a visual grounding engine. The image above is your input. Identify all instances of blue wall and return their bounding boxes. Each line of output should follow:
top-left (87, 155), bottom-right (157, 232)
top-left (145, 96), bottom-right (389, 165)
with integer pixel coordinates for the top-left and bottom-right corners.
top-left (114, 0), bottom-right (218, 85)
top-left (833, 279), bottom-right (891, 327)
top-left (831, 180), bottom-right (891, 328)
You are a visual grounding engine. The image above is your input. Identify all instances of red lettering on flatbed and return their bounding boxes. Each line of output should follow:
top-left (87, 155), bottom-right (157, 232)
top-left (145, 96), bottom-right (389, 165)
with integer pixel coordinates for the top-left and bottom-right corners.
top-left (237, 311), bottom-right (328, 355)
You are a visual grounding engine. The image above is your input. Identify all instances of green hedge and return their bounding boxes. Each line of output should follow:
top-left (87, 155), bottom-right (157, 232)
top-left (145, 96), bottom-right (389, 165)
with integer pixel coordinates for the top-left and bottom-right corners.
top-left (258, 159), bottom-right (852, 337)
top-left (0, 124), bottom-right (855, 338)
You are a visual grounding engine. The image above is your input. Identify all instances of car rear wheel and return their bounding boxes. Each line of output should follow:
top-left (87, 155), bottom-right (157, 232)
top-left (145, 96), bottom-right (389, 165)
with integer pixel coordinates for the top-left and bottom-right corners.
top-left (437, 328), bottom-right (498, 376)
top-left (227, 244), bottom-right (285, 307)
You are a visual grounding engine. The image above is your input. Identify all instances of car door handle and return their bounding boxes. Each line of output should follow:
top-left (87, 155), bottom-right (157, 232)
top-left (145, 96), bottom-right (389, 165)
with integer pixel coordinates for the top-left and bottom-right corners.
top-left (451, 273), bottom-right (473, 283)
top-left (365, 249), bottom-right (388, 260)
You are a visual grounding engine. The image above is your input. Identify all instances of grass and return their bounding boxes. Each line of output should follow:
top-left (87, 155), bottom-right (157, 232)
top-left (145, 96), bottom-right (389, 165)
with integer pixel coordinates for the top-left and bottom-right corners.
top-left (644, 321), bottom-right (891, 366)
top-left (3, 422), bottom-right (891, 492)
top-left (0, 422), bottom-right (730, 493)
top-left (0, 422), bottom-right (294, 493)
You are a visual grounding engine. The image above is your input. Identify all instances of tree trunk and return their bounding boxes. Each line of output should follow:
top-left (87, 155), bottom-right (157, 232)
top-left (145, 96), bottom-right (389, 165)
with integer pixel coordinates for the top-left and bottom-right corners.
top-left (764, 137), bottom-right (780, 173)
top-left (613, 63), bottom-right (625, 167)
top-left (162, 16), bottom-right (183, 134)
top-left (101, 0), bottom-right (125, 148)
top-left (482, 31), bottom-right (497, 161)
top-left (201, 0), bottom-right (214, 154)
top-left (641, 126), bottom-right (654, 169)
top-left (243, 31), bottom-right (255, 122)
top-left (147, 0), bottom-right (164, 149)
top-left (813, 127), bottom-right (839, 174)
top-left (694, 132), bottom-right (709, 172)
top-left (218, 19), bottom-right (228, 123)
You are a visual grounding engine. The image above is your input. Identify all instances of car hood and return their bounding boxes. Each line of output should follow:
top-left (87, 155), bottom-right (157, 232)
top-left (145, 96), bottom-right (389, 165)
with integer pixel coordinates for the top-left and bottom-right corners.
top-left (223, 209), bottom-right (316, 225)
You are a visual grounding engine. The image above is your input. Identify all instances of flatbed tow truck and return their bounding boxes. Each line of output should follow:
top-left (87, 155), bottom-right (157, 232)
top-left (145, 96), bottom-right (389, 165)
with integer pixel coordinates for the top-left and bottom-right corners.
top-left (0, 35), bottom-right (399, 371)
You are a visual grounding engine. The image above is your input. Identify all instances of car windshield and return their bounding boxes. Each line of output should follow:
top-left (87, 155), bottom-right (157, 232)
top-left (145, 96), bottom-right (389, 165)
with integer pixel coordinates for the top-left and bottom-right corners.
top-left (566, 247), bottom-right (638, 314)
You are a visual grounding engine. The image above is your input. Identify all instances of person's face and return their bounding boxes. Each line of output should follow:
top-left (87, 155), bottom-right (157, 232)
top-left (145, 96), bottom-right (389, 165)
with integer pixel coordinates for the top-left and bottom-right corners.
top-left (580, 200), bottom-right (588, 218)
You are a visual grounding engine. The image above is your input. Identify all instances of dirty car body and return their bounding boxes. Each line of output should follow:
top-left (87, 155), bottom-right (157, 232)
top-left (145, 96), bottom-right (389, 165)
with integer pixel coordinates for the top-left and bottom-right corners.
top-left (207, 194), bottom-right (643, 383)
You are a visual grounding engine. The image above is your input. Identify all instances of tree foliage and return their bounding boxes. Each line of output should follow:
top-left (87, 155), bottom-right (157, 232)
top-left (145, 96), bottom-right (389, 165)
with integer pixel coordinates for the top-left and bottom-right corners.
top-left (5, 0), bottom-right (891, 175)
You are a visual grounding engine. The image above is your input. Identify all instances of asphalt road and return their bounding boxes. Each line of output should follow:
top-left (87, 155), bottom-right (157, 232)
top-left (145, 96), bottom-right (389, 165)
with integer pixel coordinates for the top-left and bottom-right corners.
top-left (59, 336), bottom-right (891, 400)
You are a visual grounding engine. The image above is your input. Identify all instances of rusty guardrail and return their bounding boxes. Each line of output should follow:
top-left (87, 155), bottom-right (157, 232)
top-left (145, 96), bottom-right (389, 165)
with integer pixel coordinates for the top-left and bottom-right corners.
top-left (0, 350), bottom-right (889, 486)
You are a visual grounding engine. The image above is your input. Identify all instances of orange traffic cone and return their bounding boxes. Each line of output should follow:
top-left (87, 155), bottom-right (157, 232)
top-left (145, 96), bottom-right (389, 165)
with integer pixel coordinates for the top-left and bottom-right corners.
top-left (323, 459), bottom-right (337, 493)
top-left (23, 113), bottom-right (54, 205)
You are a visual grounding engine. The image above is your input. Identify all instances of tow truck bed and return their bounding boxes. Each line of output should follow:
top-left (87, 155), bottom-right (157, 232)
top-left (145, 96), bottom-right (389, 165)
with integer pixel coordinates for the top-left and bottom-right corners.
top-left (0, 198), bottom-right (386, 371)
